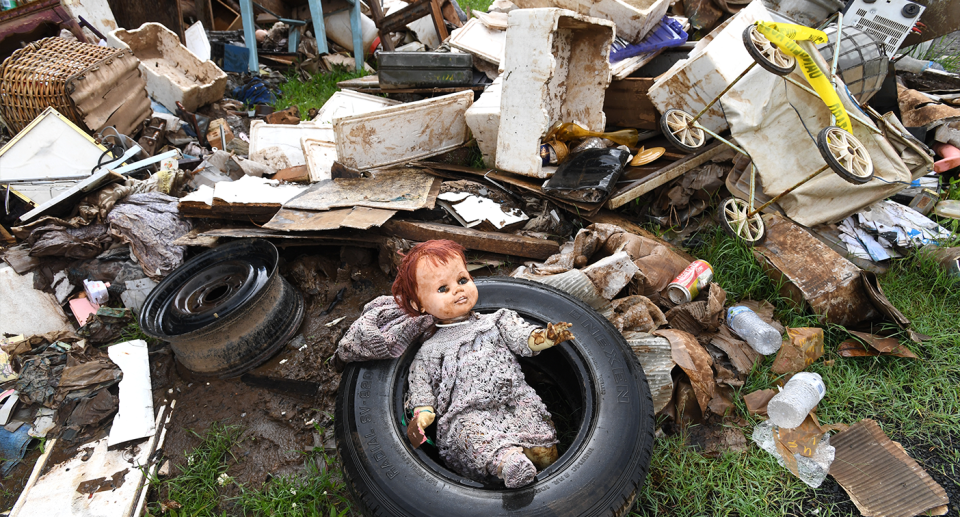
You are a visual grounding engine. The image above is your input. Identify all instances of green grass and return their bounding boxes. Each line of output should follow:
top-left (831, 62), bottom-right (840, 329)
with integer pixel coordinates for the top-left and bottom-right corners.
top-left (905, 35), bottom-right (960, 73)
top-left (458, 0), bottom-right (493, 17)
top-left (147, 423), bottom-right (353, 517)
top-left (272, 68), bottom-right (368, 119)
top-left (632, 224), bottom-right (960, 516)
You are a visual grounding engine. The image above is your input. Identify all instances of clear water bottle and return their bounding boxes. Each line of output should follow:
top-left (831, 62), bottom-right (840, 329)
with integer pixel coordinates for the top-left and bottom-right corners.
top-left (767, 372), bottom-right (826, 429)
top-left (726, 306), bottom-right (782, 355)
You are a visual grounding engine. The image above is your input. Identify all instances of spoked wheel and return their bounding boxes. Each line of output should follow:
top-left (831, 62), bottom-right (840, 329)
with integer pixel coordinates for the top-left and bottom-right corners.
top-left (719, 197), bottom-right (766, 245)
top-left (817, 126), bottom-right (874, 185)
top-left (661, 109), bottom-right (707, 153)
top-left (742, 25), bottom-right (796, 76)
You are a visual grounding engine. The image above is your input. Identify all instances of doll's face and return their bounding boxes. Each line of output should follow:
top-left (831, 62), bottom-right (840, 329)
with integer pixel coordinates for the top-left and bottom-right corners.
top-left (414, 256), bottom-right (478, 321)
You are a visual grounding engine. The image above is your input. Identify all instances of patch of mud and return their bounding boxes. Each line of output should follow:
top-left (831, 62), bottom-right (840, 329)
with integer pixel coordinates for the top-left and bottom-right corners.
top-left (157, 245), bottom-right (395, 494)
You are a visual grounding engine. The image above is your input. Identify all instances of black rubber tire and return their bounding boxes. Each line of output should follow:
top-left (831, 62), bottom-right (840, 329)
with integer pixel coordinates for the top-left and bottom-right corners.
top-left (742, 25), bottom-right (796, 76)
top-left (816, 127), bottom-right (875, 185)
top-left (718, 197), bottom-right (767, 246)
top-left (335, 277), bottom-right (655, 517)
top-left (660, 109), bottom-right (706, 153)
top-left (139, 239), bottom-right (304, 378)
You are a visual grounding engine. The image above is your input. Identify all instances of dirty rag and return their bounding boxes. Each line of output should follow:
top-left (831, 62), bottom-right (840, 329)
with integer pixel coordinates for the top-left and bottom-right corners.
top-left (107, 193), bottom-right (191, 279)
top-left (0, 425), bottom-right (33, 476)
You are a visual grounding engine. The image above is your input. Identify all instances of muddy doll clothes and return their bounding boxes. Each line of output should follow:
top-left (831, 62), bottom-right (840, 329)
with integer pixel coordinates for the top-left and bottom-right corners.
top-left (405, 308), bottom-right (558, 485)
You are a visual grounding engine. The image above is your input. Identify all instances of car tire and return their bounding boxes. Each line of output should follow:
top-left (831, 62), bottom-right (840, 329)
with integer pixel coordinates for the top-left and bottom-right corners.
top-left (335, 277), bottom-right (655, 516)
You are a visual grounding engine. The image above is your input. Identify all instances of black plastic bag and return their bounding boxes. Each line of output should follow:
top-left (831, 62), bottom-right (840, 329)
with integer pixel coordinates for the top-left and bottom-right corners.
top-left (542, 148), bottom-right (630, 203)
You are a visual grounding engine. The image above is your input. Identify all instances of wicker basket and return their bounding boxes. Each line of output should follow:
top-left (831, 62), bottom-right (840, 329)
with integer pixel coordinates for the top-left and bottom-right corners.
top-left (0, 37), bottom-right (151, 135)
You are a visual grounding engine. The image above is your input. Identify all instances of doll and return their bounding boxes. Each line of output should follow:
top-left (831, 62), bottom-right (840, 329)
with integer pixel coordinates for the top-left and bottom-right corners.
top-left (394, 240), bottom-right (574, 488)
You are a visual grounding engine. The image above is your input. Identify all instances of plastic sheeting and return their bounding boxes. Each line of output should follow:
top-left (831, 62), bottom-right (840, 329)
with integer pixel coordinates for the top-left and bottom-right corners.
top-left (720, 66), bottom-right (913, 226)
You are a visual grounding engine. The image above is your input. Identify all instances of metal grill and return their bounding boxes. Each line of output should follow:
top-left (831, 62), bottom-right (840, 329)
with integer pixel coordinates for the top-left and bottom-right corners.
top-left (843, 0), bottom-right (924, 55)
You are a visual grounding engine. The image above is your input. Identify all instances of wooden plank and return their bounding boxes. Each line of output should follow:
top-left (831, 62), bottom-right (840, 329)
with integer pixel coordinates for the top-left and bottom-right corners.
top-left (603, 77), bottom-right (658, 130)
top-left (263, 207), bottom-right (396, 231)
top-left (583, 210), bottom-right (696, 262)
top-left (606, 142), bottom-right (724, 209)
top-left (198, 227), bottom-right (384, 246)
top-left (382, 220), bottom-right (559, 260)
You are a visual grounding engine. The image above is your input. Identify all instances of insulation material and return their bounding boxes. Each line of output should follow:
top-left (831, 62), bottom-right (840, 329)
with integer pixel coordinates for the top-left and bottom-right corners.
top-left (721, 66), bottom-right (912, 226)
top-left (623, 331), bottom-right (674, 414)
top-left (107, 341), bottom-right (155, 447)
top-left (510, 0), bottom-right (668, 43)
top-left (107, 193), bottom-right (191, 280)
top-left (214, 176), bottom-right (307, 205)
top-left (496, 9), bottom-right (614, 178)
top-left (0, 268), bottom-right (73, 337)
top-left (107, 23), bottom-right (227, 113)
top-left (647, 1), bottom-right (772, 133)
top-left (333, 91), bottom-right (473, 171)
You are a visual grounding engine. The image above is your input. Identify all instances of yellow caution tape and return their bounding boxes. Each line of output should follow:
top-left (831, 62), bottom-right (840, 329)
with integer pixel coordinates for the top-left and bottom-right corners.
top-left (754, 21), bottom-right (852, 133)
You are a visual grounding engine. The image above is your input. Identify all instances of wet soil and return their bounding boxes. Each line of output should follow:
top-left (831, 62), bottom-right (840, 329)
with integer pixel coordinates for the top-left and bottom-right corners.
top-left (156, 245), bottom-right (395, 499)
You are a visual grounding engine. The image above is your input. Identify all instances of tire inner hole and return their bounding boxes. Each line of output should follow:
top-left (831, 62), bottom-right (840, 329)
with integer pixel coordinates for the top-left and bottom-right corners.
top-left (204, 284), bottom-right (230, 303)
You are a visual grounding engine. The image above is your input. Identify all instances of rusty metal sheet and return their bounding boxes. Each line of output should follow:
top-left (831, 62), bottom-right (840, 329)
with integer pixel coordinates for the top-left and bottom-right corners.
top-left (284, 169), bottom-right (436, 212)
top-left (264, 207), bottom-right (396, 231)
top-left (623, 331), bottom-right (674, 414)
top-left (753, 214), bottom-right (880, 327)
top-left (830, 419), bottom-right (949, 517)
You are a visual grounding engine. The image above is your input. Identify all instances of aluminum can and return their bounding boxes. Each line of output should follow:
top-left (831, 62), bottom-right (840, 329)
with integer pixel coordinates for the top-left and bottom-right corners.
top-left (666, 260), bottom-right (713, 304)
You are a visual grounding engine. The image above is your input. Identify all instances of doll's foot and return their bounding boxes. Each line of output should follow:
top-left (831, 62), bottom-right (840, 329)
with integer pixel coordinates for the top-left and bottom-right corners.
top-left (523, 445), bottom-right (558, 470)
top-left (500, 449), bottom-right (536, 488)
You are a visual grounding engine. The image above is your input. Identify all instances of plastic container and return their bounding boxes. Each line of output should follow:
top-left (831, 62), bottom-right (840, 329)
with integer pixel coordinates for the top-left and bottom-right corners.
top-left (767, 372), bottom-right (826, 429)
top-left (727, 306), bottom-right (781, 355)
top-left (324, 10), bottom-right (379, 56)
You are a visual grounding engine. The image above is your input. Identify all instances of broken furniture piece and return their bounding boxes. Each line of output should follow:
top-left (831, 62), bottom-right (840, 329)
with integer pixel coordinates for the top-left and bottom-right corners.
top-left (0, 36), bottom-right (150, 136)
top-left (367, 0), bottom-right (449, 53)
top-left (106, 22), bottom-right (228, 113)
top-left (495, 9), bottom-right (615, 178)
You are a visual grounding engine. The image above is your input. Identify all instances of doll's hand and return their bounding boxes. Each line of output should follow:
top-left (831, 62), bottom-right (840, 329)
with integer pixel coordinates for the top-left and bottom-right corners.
top-left (407, 406), bottom-right (435, 448)
top-left (546, 322), bottom-right (574, 344)
top-left (528, 322), bottom-right (574, 351)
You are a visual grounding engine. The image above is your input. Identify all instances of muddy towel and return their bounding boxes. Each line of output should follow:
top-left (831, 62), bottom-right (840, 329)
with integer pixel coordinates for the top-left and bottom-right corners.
top-left (107, 193), bottom-right (191, 280)
top-left (336, 296), bottom-right (435, 362)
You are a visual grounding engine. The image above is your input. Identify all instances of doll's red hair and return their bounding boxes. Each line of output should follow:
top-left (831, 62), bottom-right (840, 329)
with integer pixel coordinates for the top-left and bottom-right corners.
top-left (393, 239), bottom-right (468, 317)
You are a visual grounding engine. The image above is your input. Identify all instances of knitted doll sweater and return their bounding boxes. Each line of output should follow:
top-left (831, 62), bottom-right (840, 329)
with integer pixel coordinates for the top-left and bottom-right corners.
top-left (405, 309), bottom-right (558, 484)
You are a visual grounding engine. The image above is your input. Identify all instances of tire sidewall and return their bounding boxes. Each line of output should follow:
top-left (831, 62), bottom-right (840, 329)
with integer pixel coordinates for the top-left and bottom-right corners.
top-left (335, 278), bottom-right (654, 516)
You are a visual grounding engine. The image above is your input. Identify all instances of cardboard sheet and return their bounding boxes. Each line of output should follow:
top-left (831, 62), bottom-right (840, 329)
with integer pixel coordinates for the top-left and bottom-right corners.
top-left (284, 169), bottom-right (437, 212)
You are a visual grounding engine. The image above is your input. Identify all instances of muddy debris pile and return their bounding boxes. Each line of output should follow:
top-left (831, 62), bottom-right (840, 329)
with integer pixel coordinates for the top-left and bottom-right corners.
top-left (0, 0), bottom-right (958, 514)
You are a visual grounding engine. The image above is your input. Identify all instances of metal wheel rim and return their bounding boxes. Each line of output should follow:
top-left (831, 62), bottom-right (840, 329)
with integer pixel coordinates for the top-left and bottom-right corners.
top-left (722, 198), bottom-right (764, 242)
top-left (824, 127), bottom-right (873, 178)
top-left (665, 110), bottom-right (705, 149)
top-left (749, 27), bottom-right (794, 70)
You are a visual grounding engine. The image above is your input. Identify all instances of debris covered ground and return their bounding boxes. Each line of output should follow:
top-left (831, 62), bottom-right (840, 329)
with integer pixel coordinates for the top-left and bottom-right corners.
top-left (0, 0), bottom-right (959, 515)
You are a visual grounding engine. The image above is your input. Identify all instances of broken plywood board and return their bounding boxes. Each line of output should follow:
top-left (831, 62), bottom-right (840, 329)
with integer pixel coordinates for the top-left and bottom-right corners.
top-left (383, 220), bottom-right (559, 260)
top-left (333, 90), bottom-right (473, 170)
top-left (284, 169), bottom-right (439, 212)
top-left (830, 419), bottom-right (949, 517)
top-left (264, 207), bottom-right (396, 231)
top-left (197, 227), bottom-right (385, 247)
top-left (312, 90), bottom-right (401, 126)
top-left (606, 141), bottom-right (724, 209)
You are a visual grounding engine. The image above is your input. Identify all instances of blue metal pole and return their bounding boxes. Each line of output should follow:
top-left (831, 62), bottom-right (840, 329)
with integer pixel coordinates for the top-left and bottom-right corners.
top-left (308, 0), bottom-right (329, 54)
top-left (350, 0), bottom-right (364, 72)
top-left (239, 0), bottom-right (259, 73)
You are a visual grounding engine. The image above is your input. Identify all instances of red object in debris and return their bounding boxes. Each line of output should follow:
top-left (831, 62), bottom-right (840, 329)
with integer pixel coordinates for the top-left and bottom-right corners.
top-left (933, 142), bottom-right (960, 173)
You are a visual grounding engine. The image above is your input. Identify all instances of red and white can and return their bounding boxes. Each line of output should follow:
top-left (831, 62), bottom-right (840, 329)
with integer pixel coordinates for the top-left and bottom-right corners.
top-left (666, 260), bottom-right (714, 304)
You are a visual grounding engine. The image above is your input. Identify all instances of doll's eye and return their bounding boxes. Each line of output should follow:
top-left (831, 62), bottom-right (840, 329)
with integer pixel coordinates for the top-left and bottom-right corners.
top-left (438, 285), bottom-right (448, 293)
top-left (458, 277), bottom-right (469, 285)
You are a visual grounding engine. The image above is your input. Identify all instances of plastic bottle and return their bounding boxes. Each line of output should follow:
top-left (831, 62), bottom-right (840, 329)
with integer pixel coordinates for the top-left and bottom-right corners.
top-left (767, 372), bottom-right (826, 429)
top-left (726, 306), bottom-right (782, 355)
